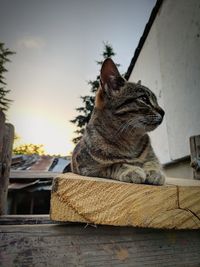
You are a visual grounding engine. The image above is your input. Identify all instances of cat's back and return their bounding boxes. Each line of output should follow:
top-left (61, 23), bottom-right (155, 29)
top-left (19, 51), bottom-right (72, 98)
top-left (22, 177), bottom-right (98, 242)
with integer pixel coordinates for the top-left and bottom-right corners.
top-left (71, 138), bottom-right (84, 174)
top-left (71, 132), bottom-right (100, 175)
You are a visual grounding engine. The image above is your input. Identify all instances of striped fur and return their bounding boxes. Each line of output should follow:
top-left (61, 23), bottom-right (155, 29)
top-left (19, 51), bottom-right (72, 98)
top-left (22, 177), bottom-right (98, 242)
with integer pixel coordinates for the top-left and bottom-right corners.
top-left (71, 58), bottom-right (165, 185)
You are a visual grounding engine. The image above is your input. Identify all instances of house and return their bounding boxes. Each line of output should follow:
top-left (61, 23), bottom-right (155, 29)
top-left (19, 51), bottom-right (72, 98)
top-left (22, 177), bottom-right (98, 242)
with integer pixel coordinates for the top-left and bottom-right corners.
top-left (125, 0), bottom-right (200, 178)
top-left (8, 155), bottom-right (70, 214)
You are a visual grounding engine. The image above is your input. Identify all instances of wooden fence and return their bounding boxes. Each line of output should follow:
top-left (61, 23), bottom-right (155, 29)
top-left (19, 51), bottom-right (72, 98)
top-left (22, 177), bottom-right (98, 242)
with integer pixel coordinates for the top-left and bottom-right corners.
top-left (0, 110), bottom-right (14, 215)
top-left (190, 135), bottom-right (200, 179)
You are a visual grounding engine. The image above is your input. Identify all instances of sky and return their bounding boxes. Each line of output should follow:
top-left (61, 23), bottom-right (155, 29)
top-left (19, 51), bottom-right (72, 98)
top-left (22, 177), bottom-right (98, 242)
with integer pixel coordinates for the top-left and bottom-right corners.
top-left (0, 0), bottom-right (156, 155)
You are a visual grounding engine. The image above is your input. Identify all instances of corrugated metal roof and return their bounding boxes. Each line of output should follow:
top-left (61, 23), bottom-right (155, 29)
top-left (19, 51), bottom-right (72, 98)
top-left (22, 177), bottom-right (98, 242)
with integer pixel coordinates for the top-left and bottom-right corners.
top-left (8, 179), bottom-right (52, 191)
top-left (11, 155), bottom-right (71, 172)
top-left (51, 158), bottom-right (70, 172)
top-left (10, 155), bottom-right (71, 191)
top-left (8, 180), bottom-right (39, 190)
top-left (29, 156), bottom-right (55, 171)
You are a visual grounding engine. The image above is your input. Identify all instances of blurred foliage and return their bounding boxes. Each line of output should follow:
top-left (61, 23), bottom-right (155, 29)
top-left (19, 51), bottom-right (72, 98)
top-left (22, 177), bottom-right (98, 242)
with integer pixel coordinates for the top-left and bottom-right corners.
top-left (71, 42), bottom-right (118, 144)
top-left (0, 42), bottom-right (15, 112)
top-left (13, 144), bottom-right (45, 156)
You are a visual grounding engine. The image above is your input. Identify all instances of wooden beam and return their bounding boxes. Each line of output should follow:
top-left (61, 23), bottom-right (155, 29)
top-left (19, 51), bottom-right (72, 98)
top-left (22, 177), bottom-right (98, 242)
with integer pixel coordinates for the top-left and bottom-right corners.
top-left (0, 215), bottom-right (54, 225)
top-left (0, 111), bottom-right (5, 177)
top-left (0, 122), bottom-right (14, 215)
top-left (190, 135), bottom-right (200, 179)
top-left (50, 173), bottom-right (200, 229)
top-left (10, 170), bottom-right (60, 180)
top-left (0, 224), bottom-right (200, 266)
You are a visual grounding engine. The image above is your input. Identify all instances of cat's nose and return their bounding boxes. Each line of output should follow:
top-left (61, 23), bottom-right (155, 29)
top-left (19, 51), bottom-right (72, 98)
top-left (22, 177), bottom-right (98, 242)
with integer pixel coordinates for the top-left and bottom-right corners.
top-left (157, 108), bottom-right (165, 119)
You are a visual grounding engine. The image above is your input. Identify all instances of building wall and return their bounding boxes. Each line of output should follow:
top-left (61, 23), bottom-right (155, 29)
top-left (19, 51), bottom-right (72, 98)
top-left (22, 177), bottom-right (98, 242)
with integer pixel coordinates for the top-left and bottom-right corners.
top-left (163, 160), bottom-right (193, 180)
top-left (129, 0), bottom-right (200, 164)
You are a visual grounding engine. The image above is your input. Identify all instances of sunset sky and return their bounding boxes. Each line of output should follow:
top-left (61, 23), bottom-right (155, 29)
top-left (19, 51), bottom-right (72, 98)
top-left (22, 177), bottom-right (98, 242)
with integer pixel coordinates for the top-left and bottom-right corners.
top-left (0, 0), bottom-right (156, 155)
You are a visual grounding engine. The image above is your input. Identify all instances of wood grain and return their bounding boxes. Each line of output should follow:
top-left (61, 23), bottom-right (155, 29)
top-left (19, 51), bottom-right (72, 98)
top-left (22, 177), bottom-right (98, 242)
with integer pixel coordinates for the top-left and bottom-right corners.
top-left (10, 170), bottom-right (60, 180)
top-left (190, 135), bottom-right (200, 179)
top-left (0, 111), bottom-right (5, 161)
top-left (0, 215), bottom-right (53, 225)
top-left (0, 123), bottom-right (14, 215)
top-left (0, 224), bottom-right (200, 267)
top-left (50, 173), bottom-right (200, 229)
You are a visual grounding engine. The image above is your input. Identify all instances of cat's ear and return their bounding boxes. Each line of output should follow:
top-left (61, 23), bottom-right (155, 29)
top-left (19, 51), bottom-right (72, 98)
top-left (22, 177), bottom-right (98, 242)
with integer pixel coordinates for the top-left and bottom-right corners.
top-left (100, 58), bottom-right (125, 91)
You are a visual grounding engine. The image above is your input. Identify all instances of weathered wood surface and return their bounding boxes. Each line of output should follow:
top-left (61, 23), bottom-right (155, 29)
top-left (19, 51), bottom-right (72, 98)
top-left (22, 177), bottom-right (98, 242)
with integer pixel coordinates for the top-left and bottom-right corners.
top-left (0, 111), bottom-right (5, 160)
top-left (190, 135), bottom-right (200, 179)
top-left (0, 215), bottom-right (53, 225)
top-left (0, 121), bottom-right (14, 215)
top-left (0, 224), bottom-right (200, 267)
top-left (50, 173), bottom-right (200, 230)
top-left (0, 110), bottom-right (5, 207)
top-left (10, 170), bottom-right (60, 181)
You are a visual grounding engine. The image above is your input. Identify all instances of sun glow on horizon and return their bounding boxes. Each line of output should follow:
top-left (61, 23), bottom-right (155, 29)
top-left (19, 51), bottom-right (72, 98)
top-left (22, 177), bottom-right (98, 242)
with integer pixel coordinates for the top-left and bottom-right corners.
top-left (10, 109), bottom-right (75, 156)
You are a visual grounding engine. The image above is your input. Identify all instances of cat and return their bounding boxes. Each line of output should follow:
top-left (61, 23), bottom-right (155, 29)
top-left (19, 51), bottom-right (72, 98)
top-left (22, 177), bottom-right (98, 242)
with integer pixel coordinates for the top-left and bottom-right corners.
top-left (71, 58), bottom-right (165, 185)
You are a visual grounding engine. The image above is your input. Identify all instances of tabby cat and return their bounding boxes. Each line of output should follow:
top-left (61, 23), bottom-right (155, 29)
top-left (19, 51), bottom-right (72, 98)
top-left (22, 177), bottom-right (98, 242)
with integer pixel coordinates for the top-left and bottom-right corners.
top-left (71, 58), bottom-right (165, 185)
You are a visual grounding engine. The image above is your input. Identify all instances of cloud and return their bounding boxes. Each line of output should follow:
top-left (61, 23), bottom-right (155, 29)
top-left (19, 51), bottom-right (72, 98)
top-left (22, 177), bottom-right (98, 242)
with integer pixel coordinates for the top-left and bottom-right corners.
top-left (18, 36), bottom-right (46, 49)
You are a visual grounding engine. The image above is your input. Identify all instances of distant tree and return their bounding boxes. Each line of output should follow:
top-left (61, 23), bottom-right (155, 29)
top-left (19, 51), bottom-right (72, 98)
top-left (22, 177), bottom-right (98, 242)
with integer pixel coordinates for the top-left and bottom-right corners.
top-left (13, 144), bottom-right (45, 156)
top-left (71, 43), bottom-right (119, 144)
top-left (0, 43), bottom-right (15, 112)
top-left (14, 133), bottom-right (21, 143)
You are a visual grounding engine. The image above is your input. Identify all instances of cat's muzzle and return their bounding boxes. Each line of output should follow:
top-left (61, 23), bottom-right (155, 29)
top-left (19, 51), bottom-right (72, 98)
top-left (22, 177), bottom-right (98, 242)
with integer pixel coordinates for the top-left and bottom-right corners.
top-left (156, 108), bottom-right (165, 125)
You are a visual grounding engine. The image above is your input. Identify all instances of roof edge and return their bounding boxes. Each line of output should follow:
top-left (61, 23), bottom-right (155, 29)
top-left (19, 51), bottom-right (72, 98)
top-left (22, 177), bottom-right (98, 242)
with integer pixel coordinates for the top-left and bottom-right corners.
top-left (125, 0), bottom-right (163, 80)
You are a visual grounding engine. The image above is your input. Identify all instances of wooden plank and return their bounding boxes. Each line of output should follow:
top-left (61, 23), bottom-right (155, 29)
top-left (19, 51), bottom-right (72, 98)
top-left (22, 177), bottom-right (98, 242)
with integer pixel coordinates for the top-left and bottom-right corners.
top-left (50, 173), bottom-right (200, 230)
top-left (0, 224), bottom-right (200, 266)
top-left (10, 170), bottom-right (60, 180)
top-left (0, 215), bottom-right (54, 225)
top-left (0, 110), bottom-right (5, 154)
top-left (0, 111), bottom-right (5, 179)
top-left (190, 135), bottom-right (200, 179)
top-left (0, 123), bottom-right (14, 215)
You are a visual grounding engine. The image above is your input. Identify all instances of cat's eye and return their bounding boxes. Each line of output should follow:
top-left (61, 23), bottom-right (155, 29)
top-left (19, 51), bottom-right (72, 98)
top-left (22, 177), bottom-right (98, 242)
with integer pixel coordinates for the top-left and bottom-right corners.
top-left (138, 95), bottom-right (149, 103)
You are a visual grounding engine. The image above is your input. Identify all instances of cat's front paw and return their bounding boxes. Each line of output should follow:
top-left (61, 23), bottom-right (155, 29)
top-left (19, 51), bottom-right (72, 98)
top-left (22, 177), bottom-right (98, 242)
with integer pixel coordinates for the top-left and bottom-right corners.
top-left (145, 170), bottom-right (165, 185)
top-left (119, 165), bottom-right (146, 184)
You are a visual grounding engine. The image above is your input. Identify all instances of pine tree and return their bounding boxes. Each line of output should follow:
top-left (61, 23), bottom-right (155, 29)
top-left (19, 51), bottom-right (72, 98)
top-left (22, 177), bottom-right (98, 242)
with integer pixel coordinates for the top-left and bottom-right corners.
top-left (0, 43), bottom-right (15, 112)
top-left (71, 43), bottom-right (118, 144)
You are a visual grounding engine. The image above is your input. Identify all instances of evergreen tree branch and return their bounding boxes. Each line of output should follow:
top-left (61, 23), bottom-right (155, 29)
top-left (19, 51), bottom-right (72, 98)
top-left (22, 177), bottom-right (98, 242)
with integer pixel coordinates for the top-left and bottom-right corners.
top-left (70, 42), bottom-right (119, 144)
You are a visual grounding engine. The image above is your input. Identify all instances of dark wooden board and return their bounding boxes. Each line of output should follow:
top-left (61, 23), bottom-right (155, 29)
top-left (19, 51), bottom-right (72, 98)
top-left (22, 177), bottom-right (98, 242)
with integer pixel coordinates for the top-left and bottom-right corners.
top-left (0, 123), bottom-right (14, 215)
top-left (0, 223), bottom-right (200, 266)
top-left (10, 170), bottom-right (60, 181)
top-left (0, 111), bottom-right (5, 161)
top-left (0, 215), bottom-right (53, 225)
top-left (190, 135), bottom-right (200, 179)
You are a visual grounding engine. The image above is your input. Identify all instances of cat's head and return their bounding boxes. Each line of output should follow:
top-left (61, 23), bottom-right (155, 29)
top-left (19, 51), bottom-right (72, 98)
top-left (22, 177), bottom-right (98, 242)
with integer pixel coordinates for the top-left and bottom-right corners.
top-left (95, 58), bottom-right (165, 134)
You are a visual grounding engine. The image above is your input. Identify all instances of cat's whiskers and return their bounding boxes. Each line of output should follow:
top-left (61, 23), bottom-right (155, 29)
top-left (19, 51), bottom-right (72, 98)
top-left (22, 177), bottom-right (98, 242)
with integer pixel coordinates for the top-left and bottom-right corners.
top-left (116, 120), bottom-right (131, 136)
top-left (116, 117), bottom-right (139, 137)
top-left (118, 121), bottom-right (130, 135)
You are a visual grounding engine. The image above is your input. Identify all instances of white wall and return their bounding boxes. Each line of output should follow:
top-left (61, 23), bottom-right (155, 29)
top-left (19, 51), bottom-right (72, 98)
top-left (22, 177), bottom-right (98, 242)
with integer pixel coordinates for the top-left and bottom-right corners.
top-left (129, 0), bottom-right (200, 164)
